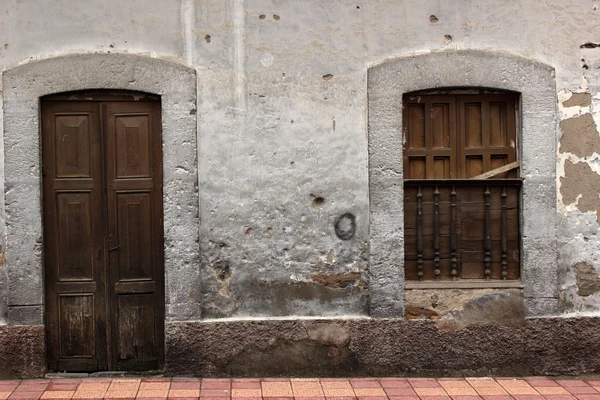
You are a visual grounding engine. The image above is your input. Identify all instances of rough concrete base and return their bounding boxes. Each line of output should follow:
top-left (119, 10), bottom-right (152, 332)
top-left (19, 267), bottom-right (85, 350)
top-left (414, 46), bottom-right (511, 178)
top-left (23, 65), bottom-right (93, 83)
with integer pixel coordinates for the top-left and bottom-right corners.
top-left (165, 317), bottom-right (600, 377)
top-left (0, 325), bottom-right (45, 379)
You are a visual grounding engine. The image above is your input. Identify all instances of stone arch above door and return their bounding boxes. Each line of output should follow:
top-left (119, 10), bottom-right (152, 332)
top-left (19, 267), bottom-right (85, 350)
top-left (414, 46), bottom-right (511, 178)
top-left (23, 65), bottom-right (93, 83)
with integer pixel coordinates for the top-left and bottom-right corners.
top-left (367, 50), bottom-right (558, 318)
top-left (2, 53), bottom-right (199, 324)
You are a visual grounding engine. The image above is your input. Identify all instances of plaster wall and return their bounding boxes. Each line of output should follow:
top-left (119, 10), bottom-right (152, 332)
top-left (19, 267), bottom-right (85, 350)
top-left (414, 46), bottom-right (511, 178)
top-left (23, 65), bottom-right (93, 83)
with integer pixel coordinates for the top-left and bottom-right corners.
top-left (1, 0), bottom-right (600, 322)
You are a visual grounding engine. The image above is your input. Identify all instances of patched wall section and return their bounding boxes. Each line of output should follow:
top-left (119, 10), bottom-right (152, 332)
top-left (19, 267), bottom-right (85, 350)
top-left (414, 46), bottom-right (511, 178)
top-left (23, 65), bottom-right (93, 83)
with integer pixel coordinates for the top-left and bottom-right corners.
top-left (368, 50), bottom-right (558, 317)
top-left (557, 64), bottom-right (600, 313)
top-left (2, 53), bottom-right (199, 324)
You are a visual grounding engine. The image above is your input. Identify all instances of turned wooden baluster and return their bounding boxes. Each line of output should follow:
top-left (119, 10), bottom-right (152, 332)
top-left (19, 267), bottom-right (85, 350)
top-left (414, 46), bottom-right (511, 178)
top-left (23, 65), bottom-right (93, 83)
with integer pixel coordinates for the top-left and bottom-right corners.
top-left (450, 186), bottom-right (458, 280)
top-left (484, 185), bottom-right (492, 280)
top-left (417, 185), bottom-right (424, 280)
top-left (501, 185), bottom-right (508, 280)
top-left (433, 185), bottom-right (440, 280)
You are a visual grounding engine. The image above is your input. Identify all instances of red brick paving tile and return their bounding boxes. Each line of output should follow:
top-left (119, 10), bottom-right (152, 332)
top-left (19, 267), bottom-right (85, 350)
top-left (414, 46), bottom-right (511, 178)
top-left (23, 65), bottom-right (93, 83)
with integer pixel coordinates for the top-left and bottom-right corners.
top-left (47, 385), bottom-right (80, 392)
top-left (450, 396), bottom-right (483, 400)
top-left (321, 380), bottom-right (351, 383)
top-left (383, 388), bottom-right (417, 396)
top-left (479, 396), bottom-right (513, 400)
top-left (438, 382), bottom-right (472, 389)
top-left (198, 390), bottom-right (230, 398)
top-left (321, 389), bottom-right (355, 398)
top-left (324, 397), bottom-right (356, 400)
top-left (557, 382), bottom-right (592, 388)
top-left (170, 383), bottom-right (200, 391)
top-left (9, 392), bottom-right (44, 400)
top-left (40, 391), bottom-right (74, 399)
top-left (291, 383), bottom-right (323, 397)
top-left (134, 397), bottom-right (168, 400)
top-left (512, 396), bottom-right (546, 400)
top-left (140, 384), bottom-right (169, 392)
top-left (231, 383), bottom-right (260, 390)
top-left (379, 379), bottom-right (408, 382)
top-left (387, 396), bottom-right (420, 400)
top-left (258, 398), bottom-right (293, 400)
top-left (528, 381), bottom-right (561, 388)
top-left (408, 379), bottom-right (441, 388)
top-left (0, 384), bottom-right (20, 392)
top-left (231, 389), bottom-right (261, 398)
top-left (15, 386), bottom-right (48, 392)
top-left (261, 382), bottom-right (293, 397)
top-left (419, 396), bottom-right (451, 400)
top-left (443, 388), bottom-right (478, 396)
top-left (566, 388), bottom-right (599, 395)
top-left (200, 383), bottom-right (230, 391)
top-left (141, 379), bottom-right (171, 383)
top-left (352, 389), bottom-right (385, 397)
top-left (542, 395), bottom-right (577, 400)
top-left (587, 383), bottom-right (600, 387)
top-left (227, 398), bottom-right (259, 400)
top-left (167, 397), bottom-right (199, 400)
top-left (380, 383), bottom-right (412, 390)
top-left (104, 396), bottom-right (137, 400)
top-left (168, 390), bottom-right (200, 398)
top-left (350, 383), bottom-right (381, 389)
top-left (414, 388), bottom-right (447, 396)
top-left (474, 388), bottom-right (509, 396)
top-left (231, 382), bottom-right (260, 390)
top-left (466, 379), bottom-right (497, 388)
top-left (438, 379), bottom-right (467, 382)
top-left (535, 387), bottom-right (570, 395)
top-left (294, 397), bottom-right (325, 400)
top-left (260, 380), bottom-right (290, 383)
top-left (356, 396), bottom-right (387, 400)
top-left (198, 398), bottom-right (231, 400)
top-left (105, 398), bottom-right (136, 400)
top-left (572, 396), bottom-right (600, 400)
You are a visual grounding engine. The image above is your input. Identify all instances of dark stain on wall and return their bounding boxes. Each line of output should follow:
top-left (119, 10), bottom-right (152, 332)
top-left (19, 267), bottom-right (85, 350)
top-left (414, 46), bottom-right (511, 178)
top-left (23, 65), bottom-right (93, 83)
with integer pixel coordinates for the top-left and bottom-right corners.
top-left (335, 213), bottom-right (357, 240)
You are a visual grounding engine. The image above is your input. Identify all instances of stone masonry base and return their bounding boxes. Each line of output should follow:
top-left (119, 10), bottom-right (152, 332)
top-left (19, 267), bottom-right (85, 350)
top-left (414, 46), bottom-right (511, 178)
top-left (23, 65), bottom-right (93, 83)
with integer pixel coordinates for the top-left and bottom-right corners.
top-left (2, 317), bottom-right (600, 378)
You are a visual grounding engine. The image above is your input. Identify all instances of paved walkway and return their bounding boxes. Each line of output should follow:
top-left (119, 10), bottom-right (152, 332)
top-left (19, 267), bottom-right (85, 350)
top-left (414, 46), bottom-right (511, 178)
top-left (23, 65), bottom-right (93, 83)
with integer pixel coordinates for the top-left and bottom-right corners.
top-left (1, 377), bottom-right (599, 400)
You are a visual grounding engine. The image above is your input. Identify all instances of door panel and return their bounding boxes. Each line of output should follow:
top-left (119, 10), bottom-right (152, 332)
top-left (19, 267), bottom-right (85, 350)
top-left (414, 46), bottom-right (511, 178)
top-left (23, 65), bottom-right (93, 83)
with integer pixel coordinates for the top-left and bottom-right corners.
top-left (105, 101), bottom-right (164, 371)
top-left (43, 101), bottom-right (107, 372)
top-left (43, 97), bottom-right (164, 372)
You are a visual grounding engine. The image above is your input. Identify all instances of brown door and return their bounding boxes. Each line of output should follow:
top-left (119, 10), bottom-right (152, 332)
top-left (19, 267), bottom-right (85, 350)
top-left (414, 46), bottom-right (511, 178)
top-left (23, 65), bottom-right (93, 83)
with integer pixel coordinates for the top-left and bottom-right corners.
top-left (42, 94), bottom-right (164, 372)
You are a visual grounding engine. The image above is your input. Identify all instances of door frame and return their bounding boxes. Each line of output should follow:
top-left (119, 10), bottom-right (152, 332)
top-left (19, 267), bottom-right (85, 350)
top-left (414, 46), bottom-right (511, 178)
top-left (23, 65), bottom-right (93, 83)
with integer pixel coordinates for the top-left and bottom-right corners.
top-left (2, 54), bottom-right (199, 351)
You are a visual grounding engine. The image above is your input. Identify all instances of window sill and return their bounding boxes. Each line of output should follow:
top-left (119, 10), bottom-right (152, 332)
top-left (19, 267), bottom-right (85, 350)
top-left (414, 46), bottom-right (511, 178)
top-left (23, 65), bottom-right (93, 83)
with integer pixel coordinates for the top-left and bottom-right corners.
top-left (405, 280), bottom-right (523, 290)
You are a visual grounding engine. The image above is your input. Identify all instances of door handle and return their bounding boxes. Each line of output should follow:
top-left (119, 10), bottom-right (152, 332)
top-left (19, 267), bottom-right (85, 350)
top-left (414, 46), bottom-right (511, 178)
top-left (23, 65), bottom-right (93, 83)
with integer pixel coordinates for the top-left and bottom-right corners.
top-left (109, 245), bottom-right (120, 252)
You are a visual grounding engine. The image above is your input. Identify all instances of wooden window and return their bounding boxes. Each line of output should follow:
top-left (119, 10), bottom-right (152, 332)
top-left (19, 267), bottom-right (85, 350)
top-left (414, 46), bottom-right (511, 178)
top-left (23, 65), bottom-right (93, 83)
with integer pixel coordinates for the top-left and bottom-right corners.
top-left (403, 90), bottom-right (521, 281)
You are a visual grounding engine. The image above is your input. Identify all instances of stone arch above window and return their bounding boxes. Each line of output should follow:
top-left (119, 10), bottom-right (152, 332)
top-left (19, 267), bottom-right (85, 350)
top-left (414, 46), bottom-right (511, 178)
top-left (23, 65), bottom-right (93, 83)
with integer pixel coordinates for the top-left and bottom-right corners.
top-left (367, 50), bottom-right (558, 318)
top-left (2, 53), bottom-right (199, 325)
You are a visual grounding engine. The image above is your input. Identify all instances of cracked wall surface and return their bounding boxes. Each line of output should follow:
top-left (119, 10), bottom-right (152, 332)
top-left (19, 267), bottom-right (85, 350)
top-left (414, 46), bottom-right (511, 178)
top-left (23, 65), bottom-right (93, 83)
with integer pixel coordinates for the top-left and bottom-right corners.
top-left (0, 0), bottom-right (600, 322)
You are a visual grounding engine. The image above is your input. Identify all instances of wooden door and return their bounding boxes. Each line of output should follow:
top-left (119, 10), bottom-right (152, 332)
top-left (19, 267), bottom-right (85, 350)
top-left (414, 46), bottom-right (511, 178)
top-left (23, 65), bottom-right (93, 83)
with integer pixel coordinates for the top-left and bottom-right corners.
top-left (43, 95), bottom-right (164, 371)
top-left (104, 102), bottom-right (164, 371)
top-left (43, 102), bottom-right (108, 371)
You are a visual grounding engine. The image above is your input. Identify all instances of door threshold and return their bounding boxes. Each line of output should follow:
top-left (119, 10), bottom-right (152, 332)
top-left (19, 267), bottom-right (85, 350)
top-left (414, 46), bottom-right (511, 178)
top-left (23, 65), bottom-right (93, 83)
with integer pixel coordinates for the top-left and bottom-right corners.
top-left (46, 370), bottom-right (164, 379)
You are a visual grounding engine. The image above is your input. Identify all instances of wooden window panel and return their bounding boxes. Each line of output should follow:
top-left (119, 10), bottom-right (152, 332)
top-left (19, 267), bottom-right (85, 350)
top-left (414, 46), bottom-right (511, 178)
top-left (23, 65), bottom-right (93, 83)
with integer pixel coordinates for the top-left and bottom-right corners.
top-left (403, 91), bottom-right (520, 282)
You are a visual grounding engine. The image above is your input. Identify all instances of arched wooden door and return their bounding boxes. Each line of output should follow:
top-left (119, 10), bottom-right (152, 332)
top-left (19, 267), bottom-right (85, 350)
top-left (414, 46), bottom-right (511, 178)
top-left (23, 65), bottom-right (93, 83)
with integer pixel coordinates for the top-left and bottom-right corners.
top-left (42, 91), bottom-right (165, 371)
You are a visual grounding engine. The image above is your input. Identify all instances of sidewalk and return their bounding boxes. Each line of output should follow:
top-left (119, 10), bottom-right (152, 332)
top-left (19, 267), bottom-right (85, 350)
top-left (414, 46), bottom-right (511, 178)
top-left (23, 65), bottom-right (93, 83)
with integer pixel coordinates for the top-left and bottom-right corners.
top-left (1, 377), bottom-right (599, 400)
